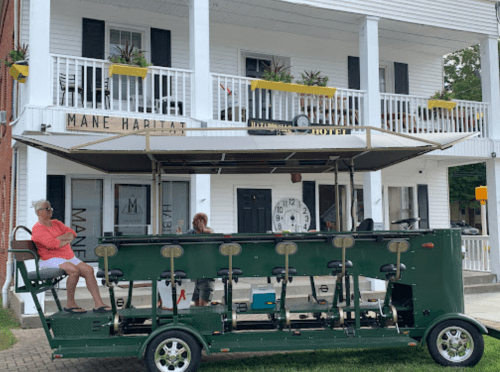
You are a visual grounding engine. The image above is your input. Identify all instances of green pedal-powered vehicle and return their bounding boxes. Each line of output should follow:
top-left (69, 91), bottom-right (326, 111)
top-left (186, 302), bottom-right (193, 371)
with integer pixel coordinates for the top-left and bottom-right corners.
top-left (9, 226), bottom-right (500, 371)
top-left (9, 128), bottom-right (500, 371)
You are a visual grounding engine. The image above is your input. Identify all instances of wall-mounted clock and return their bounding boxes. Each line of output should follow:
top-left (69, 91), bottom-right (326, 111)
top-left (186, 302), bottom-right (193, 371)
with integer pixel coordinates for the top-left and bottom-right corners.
top-left (273, 197), bottom-right (311, 232)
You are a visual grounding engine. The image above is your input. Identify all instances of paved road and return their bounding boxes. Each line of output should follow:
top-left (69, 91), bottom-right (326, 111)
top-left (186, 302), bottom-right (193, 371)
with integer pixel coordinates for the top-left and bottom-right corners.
top-left (2, 293), bottom-right (500, 372)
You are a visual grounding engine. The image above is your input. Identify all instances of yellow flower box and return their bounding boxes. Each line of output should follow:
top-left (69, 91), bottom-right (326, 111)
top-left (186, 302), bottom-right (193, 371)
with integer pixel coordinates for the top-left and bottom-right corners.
top-left (109, 64), bottom-right (148, 79)
top-left (428, 100), bottom-right (457, 111)
top-left (251, 80), bottom-right (337, 98)
top-left (9, 64), bottom-right (29, 83)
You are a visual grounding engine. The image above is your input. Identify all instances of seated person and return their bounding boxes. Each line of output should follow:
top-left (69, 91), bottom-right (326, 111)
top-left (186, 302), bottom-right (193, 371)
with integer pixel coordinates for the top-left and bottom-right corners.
top-left (31, 199), bottom-right (111, 314)
top-left (177, 212), bottom-right (215, 306)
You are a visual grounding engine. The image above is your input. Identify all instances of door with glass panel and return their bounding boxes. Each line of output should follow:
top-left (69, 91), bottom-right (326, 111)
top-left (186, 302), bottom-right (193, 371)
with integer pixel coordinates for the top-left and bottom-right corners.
top-left (114, 184), bottom-right (151, 235)
top-left (71, 179), bottom-right (103, 261)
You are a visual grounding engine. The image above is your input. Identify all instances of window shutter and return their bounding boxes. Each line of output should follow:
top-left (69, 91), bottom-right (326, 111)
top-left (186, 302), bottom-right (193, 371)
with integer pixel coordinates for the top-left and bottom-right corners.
top-left (394, 62), bottom-right (409, 95)
top-left (82, 18), bottom-right (105, 59)
top-left (303, 181), bottom-right (316, 230)
top-left (348, 56), bottom-right (360, 90)
top-left (47, 175), bottom-right (65, 222)
top-left (417, 184), bottom-right (429, 229)
top-left (151, 28), bottom-right (171, 67)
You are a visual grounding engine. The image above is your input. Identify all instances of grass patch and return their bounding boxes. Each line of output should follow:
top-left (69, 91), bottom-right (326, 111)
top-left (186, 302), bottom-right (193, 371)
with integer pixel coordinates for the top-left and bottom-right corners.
top-left (0, 299), bottom-right (20, 351)
top-left (199, 336), bottom-right (500, 372)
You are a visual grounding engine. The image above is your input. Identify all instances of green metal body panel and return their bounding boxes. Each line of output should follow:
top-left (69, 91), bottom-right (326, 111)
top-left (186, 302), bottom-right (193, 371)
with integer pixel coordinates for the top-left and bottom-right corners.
top-left (50, 311), bottom-right (113, 339)
top-left (207, 329), bottom-right (414, 353)
top-left (14, 228), bottom-right (474, 363)
top-left (420, 313), bottom-right (488, 345)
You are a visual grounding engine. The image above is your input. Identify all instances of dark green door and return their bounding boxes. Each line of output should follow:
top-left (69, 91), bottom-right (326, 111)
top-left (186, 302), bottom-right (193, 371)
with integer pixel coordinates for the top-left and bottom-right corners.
top-left (237, 188), bottom-right (272, 233)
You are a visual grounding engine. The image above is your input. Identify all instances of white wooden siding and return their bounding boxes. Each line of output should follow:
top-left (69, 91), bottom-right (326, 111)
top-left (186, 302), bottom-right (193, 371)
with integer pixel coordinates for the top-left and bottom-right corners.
top-left (284, 0), bottom-right (498, 35)
top-left (210, 158), bottom-right (451, 234)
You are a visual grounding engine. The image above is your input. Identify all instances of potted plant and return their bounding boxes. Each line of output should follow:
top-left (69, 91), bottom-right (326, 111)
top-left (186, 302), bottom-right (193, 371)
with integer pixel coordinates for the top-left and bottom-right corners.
top-left (261, 58), bottom-right (293, 83)
top-left (428, 88), bottom-right (457, 111)
top-left (295, 70), bottom-right (329, 87)
top-left (3, 44), bottom-right (29, 83)
top-left (108, 41), bottom-right (150, 79)
top-left (251, 59), bottom-right (336, 98)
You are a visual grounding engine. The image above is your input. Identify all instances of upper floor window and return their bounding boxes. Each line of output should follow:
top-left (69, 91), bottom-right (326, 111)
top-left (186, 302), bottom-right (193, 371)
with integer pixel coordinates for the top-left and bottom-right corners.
top-left (110, 29), bottom-right (142, 55)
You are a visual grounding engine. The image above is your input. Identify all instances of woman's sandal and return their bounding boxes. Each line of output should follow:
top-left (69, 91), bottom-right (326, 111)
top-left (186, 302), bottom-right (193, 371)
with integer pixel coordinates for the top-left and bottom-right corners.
top-left (93, 306), bottom-right (112, 313)
top-left (63, 307), bottom-right (87, 313)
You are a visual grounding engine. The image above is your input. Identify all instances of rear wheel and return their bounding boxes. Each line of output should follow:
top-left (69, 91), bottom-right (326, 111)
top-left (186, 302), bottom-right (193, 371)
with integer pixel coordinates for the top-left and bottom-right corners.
top-left (145, 330), bottom-right (201, 372)
top-left (427, 320), bottom-right (484, 367)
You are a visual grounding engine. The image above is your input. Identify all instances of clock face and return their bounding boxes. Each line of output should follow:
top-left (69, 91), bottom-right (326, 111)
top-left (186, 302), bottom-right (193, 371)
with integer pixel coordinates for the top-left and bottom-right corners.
top-left (273, 198), bottom-right (311, 232)
top-left (296, 115), bottom-right (309, 127)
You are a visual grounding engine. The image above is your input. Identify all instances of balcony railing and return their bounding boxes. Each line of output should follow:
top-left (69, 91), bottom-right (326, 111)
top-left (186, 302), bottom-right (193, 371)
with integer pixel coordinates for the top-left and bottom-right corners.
top-left (462, 235), bottom-right (490, 272)
top-left (52, 55), bottom-right (192, 117)
top-left (381, 93), bottom-right (489, 137)
top-left (212, 73), bottom-right (365, 129)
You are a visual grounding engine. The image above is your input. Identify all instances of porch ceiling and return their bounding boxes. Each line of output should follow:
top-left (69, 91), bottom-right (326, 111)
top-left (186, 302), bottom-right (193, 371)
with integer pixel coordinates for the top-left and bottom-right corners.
top-left (80, 0), bottom-right (483, 54)
top-left (12, 131), bottom-right (475, 175)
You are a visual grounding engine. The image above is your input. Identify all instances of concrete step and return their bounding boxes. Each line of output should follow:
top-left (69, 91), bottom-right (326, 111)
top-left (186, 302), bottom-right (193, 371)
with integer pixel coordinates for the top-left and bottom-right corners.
top-left (463, 271), bottom-right (497, 285)
top-left (464, 283), bottom-right (500, 295)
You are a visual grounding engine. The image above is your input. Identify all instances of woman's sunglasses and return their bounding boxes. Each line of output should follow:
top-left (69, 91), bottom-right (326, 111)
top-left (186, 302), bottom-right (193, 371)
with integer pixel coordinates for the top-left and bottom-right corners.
top-left (38, 207), bottom-right (53, 211)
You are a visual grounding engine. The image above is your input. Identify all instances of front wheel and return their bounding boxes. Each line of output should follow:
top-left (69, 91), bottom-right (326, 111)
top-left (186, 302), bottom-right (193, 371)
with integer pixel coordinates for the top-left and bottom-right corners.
top-left (145, 330), bottom-right (201, 372)
top-left (427, 320), bottom-right (484, 367)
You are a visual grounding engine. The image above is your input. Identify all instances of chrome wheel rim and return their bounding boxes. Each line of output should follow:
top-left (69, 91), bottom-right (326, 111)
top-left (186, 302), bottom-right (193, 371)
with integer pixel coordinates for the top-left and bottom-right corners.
top-left (154, 337), bottom-right (192, 372)
top-left (436, 326), bottom-right (474, 363)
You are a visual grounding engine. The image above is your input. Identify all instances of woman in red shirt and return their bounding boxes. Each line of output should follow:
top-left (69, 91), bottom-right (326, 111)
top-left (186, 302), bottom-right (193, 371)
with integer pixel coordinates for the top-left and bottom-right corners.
top-left (31, 199), bottom-right (110, 314)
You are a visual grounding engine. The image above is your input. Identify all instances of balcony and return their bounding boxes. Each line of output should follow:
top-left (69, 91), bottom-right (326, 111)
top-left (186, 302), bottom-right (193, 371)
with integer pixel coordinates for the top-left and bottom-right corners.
top-left (22, 61), bottom-right (487, 138)
top-left (51, 55), bottom-right (191, 123)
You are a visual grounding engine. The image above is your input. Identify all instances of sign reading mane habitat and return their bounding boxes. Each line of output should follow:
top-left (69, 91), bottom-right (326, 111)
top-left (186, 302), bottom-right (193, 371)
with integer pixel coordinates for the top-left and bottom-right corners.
top-left (66, 113), bottom-right (186, 136)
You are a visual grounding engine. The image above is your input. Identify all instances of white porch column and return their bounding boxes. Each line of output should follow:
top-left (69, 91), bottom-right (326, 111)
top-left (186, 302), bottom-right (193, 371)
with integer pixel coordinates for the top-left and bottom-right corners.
top-left (359, 16), bottom-right (383, 237)
top-left (359, 15), bottom-right (380, 128)
top-left (26, 147), bottom-right (47, 228)
top-left (486, 159), bottom-right (500, 280)
top-left (189, 0), bottom-right (213, 122)
top-left (480, 35), bottom-right (500, 140)
top-left (363, 172), bottom-right (383, 229)
top-left (190, 175), bottom-right (211, 226)
top-left (189, 0), bottom-right (212, 224)
top-left (27, 0), bottom-right (52, 106)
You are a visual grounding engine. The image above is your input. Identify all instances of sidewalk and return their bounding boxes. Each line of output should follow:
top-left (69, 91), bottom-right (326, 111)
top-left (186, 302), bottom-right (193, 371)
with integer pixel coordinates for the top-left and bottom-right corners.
top-left (1, 293), bottom-right (499, 372)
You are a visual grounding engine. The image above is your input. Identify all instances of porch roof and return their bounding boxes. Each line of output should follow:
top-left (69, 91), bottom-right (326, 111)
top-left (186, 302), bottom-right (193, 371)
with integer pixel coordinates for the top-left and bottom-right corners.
top-left (12, 130), bottom-right (475, 174)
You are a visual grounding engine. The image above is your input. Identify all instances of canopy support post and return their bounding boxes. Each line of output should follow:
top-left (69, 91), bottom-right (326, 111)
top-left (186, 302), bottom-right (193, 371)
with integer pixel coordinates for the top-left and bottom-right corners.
top-left (335, 161), bottom-right (340, 232)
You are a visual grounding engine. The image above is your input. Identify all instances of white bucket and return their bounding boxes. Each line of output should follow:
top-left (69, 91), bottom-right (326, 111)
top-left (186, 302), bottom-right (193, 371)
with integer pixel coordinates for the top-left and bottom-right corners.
top-left (158, 280), bottom-right (195, 310)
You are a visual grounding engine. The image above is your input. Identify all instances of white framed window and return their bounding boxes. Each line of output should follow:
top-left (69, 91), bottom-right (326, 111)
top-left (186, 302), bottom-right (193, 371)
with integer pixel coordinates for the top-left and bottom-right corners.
top-left (106, 25), bottom-right (148, 101)
top-left (379, 67), bottom-right (387, 93)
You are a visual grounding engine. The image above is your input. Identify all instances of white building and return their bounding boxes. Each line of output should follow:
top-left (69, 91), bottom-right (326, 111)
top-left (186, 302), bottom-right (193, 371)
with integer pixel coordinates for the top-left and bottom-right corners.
top-left (8, 0), bottom-right (500, 279)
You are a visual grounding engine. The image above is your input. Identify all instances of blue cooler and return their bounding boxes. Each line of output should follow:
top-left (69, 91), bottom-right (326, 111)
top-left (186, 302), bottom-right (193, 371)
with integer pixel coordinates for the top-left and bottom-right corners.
top-left (250, 285), bottom-right (276, 310)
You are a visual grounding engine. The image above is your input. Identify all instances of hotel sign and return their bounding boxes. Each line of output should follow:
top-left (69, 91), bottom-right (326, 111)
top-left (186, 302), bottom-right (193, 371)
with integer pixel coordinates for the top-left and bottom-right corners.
top-left (247, 118), bottom-right (349, 135)
top-left (66, 113), bottom-right (186, 136)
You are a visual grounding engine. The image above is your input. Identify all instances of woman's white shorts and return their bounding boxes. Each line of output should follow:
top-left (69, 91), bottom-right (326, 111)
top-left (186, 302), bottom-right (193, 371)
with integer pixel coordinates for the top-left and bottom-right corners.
top-left (39, 256), bottom-right (82, 269)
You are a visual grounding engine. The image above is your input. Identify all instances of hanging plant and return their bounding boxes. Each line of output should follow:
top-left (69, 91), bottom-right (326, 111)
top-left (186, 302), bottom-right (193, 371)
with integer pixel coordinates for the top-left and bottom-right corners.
top-left (3, 43), bottom-right (28, 68)
top-left (261, 57), bottom-right (293, 83)
top-left (296, 70), bottom-right (329, 87)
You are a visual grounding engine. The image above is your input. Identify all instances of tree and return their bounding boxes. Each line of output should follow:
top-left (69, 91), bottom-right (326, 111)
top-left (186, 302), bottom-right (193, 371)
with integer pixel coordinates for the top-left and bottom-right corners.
top-left (449, 163), bottom-right (486, 209)
top-left (444, 42), bottom-right (500, 102)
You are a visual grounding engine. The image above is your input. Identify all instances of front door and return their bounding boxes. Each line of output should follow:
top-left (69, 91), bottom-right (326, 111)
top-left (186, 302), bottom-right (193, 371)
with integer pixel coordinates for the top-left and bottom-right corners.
top-left (237, 188), bottom-right (272, 233)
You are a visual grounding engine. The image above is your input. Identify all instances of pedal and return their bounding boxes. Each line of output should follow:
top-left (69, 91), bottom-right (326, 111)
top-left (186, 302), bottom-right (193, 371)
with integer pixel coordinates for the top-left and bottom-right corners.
top-left (344, 327), bottom-right (355, 337)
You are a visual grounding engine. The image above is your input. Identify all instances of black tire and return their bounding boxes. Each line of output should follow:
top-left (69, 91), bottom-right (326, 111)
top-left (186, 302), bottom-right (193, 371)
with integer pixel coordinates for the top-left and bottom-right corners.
top-left (427, 319), bottom-right (484, 367)
top-left (144, 330), bottom-right (201, 372)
